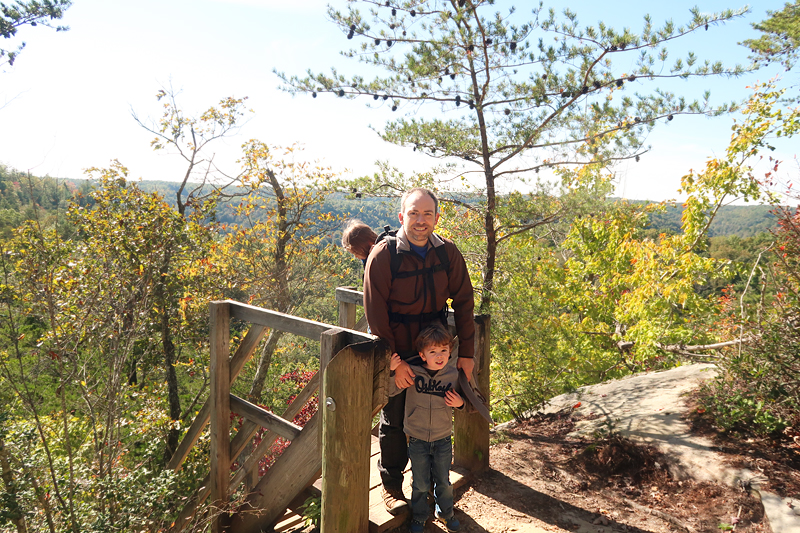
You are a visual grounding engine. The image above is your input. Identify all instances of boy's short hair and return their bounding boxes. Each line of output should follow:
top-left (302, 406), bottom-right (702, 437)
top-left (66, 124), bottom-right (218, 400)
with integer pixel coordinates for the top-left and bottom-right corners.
top-left (341, 219), bottom-right (378, 258)
top-left (415, 323), bottom-right (454, 353)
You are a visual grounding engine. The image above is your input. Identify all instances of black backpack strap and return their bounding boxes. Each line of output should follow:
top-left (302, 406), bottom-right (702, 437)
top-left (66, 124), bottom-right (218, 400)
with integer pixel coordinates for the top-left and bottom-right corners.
top-left (375, 225), bottom-right (403, 281)
top-left (388, 309), bottom-right (448, 324)
top-left (386, 240), bottom-right (452, 327)
top-left (386, 235), bottom-right (402, 282)
top-left (392, 240), bottom-right (450, 280)
top-left (433, 242), bottom-right (450, 273)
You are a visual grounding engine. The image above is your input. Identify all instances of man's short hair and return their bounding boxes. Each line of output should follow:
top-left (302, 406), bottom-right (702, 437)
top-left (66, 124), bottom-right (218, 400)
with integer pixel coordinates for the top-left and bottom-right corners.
top-left (400, 187), bottom-right (439, 216)
top-left (415, 323), bottom-right (454, 353)
top-left (341, 219), bottom-right (377, 258)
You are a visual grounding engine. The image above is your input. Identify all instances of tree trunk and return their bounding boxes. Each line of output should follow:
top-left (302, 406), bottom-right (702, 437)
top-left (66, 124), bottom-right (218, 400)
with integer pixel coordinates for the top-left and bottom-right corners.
top-left (480, 168), bottom-right (498, 314)
top-left (0, 437), bottom-right (28, 533)
top-left (163, 310), bottom-right (182, 460)
top-left (157, 249), bottom-right (182, 462)
top-left (247, 329), bottom-right (284, 404)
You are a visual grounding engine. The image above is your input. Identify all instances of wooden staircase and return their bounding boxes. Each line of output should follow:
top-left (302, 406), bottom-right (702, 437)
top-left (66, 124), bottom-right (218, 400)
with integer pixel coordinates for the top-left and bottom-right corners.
top-left (167, 287), bottom-right (490, 533)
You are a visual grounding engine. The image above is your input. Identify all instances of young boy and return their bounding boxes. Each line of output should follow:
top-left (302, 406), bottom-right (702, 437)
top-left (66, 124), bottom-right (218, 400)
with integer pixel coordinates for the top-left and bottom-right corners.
top-left (341, 219), bottom-right (377, 266)
top-left (389, 324), bottom-right (463, 533)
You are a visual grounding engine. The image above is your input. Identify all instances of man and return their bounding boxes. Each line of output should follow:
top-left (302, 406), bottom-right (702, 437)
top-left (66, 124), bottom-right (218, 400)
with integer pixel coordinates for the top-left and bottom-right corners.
top-left (364, 187), bottom-right (475, 514)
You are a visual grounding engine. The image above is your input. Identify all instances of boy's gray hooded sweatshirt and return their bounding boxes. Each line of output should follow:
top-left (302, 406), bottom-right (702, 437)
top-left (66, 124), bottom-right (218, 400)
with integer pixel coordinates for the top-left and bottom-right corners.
top-left (389, 360), bottom-right (462, 442)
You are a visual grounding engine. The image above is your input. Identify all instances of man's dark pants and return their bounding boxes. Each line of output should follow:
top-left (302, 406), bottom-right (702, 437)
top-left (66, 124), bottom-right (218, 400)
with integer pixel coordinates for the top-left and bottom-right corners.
top-left (379, 350), bottom-right (424, 491)
top-left (378, 389), bottom-right (407, 491)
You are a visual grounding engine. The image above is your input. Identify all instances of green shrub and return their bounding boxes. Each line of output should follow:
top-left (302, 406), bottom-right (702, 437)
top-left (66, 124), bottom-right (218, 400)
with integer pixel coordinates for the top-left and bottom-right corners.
top-left (698, 207), bottom-right (800, 437)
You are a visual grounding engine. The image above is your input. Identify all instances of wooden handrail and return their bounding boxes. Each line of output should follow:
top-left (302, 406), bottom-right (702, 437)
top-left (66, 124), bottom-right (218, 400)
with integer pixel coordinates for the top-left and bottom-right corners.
top-left (169, 370), bottom-right (321, 532)
top-left (209, 302), bottom-right (231, 533)
top-left (229, 395), bottom-right (302, 441)
top-left (228, 300), bottom-right (372, 342)
top-left (335, 289), bottom-right (458, 327)
top-left (228, 372), bottom-right (321, 495)
top-left (171, 294), bottom-right (489, 533)
top-left (167, 325), bottom-right (267, 471)
top-left (334, 286), bottom-right (363, 305)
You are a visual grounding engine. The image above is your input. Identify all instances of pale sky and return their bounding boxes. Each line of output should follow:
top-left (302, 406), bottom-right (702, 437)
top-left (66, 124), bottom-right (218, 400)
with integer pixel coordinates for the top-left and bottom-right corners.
top-left (0, 0), bottom-right (794, 202)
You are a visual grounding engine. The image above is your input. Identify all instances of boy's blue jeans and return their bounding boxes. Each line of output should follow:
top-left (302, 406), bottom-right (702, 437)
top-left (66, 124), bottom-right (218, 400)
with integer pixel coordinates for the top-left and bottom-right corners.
top-left (408, 435), bottom-right (454, 523)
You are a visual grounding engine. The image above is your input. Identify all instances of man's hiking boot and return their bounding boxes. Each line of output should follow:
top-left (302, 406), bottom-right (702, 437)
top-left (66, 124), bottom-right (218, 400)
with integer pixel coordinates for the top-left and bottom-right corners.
top-left (409, 519), bottom-right (425, 533)
top-left (436, 512), bottom-right (460, 532)
top-left (382, 487), bottom-right (407, 515)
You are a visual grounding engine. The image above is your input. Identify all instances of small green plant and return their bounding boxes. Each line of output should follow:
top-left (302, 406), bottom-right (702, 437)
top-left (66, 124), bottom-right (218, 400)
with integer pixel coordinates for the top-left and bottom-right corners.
top-left (593, 418), bottom-right (620, 440)
top-left (299, 495), bottom-right (321, 529)
top-left (490, 430), bottom-right (511, 446)
top-left (700, 381), bottom-right (788, 435)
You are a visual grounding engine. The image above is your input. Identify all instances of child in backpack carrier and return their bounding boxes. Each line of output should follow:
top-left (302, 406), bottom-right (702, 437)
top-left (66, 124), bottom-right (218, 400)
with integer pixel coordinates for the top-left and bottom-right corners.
top-left (389, 324), bottom-right (463, 533)
top-left (341, 219), bottom-right (377, 267)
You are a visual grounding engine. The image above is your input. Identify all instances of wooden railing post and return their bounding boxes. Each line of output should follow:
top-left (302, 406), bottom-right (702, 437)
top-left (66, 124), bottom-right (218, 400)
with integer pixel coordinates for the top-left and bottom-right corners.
top-left (209, 301), bottom-right (231, 533)
top-left (319, 327), bottom-right (351, 464)
top-left (321, 342), bottom-right (374, 533)
top-left (335, 287), bottom-right (360, 330)
top-left (454, 314), bottom-right (490, 473)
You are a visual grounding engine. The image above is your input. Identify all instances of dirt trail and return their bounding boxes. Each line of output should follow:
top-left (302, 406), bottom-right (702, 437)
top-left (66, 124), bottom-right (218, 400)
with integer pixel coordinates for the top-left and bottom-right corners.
top-left (540, 364), bottom-right (741, 484)
top-left (404, 364), bottom-right (800, 533)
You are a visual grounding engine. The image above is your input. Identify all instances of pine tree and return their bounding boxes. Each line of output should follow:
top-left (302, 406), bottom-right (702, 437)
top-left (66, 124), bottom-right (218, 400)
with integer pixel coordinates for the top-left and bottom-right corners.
top-left (742, 1), bottom-right (800, 71)
top-left (1, 0), bottom-right (71, 67)
top-left (278, 0), bottom-right (747, 312)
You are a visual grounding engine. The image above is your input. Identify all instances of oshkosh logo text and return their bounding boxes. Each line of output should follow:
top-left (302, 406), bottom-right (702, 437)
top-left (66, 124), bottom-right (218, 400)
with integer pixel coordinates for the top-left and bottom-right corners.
top-left (414, 376), bottom-right (453, 397)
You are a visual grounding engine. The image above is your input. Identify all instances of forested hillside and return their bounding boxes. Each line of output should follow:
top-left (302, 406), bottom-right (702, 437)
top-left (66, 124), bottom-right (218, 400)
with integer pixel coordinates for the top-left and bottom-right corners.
top-left (2, 172), bottom-right (772, 239)
top-left (645, 202), bottom-right (777, 237)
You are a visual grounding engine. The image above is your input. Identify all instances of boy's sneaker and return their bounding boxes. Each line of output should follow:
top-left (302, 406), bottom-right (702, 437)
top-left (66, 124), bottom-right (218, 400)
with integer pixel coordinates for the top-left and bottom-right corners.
top-left (435, 512), bottom-right (460, 532)
top-left (409, 519), bottom-right (425, 533)
top-left (382, 487), bottom-right (407, 515)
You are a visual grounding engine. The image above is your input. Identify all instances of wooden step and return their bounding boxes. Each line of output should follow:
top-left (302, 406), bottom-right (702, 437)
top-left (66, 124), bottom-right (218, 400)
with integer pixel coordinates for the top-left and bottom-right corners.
top-left (293, 436), bottom-right (469, 533)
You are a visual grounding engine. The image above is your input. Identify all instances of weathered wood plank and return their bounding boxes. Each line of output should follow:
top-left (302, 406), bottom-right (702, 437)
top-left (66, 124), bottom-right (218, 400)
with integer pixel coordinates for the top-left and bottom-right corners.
top-left (230, 325), bottom-right (269, 381)
top-left (209, 301), bottom-right (232, 533)
top-left (319, 328), bottom-right (349, 374)
top-left (453, 314), bottom-right (490, 473)
top-left (230, 395), bottom-right (302, 441)
top-left (321, 346), bottom-right (374, 533)
top-left (338, 299), bottom-right (357, 330)
top-left (230, 301), bottom-right (329, 339)
top-left (312, 435), bottom-right (380, 494)
top-left (274, 509), bottom-right (304, 533)
top-left (338, 287), bottom-right (459, 329)
top-left (168, 402), bottom-right (212, 473)
top-left (319, 329), bottom-right (352, 465)
top-left (371, 341), bottom-right (391, 416)
top-left (167, 324), bottom-right (267, 472)
top-left (228, 300), bottom-right (372, 343)
top-left (335, 286), bottom-right (364, 305)
top-left (365, 466), bottom-right (469, 533)
top-left (228, 371), bottom-right (321, 495)
top-left (229, 421), bottom-right (258, 468)
top-left (228, 413), bottom-right (322, 533)
top-left (170, 418), bottom-right (263, 533)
